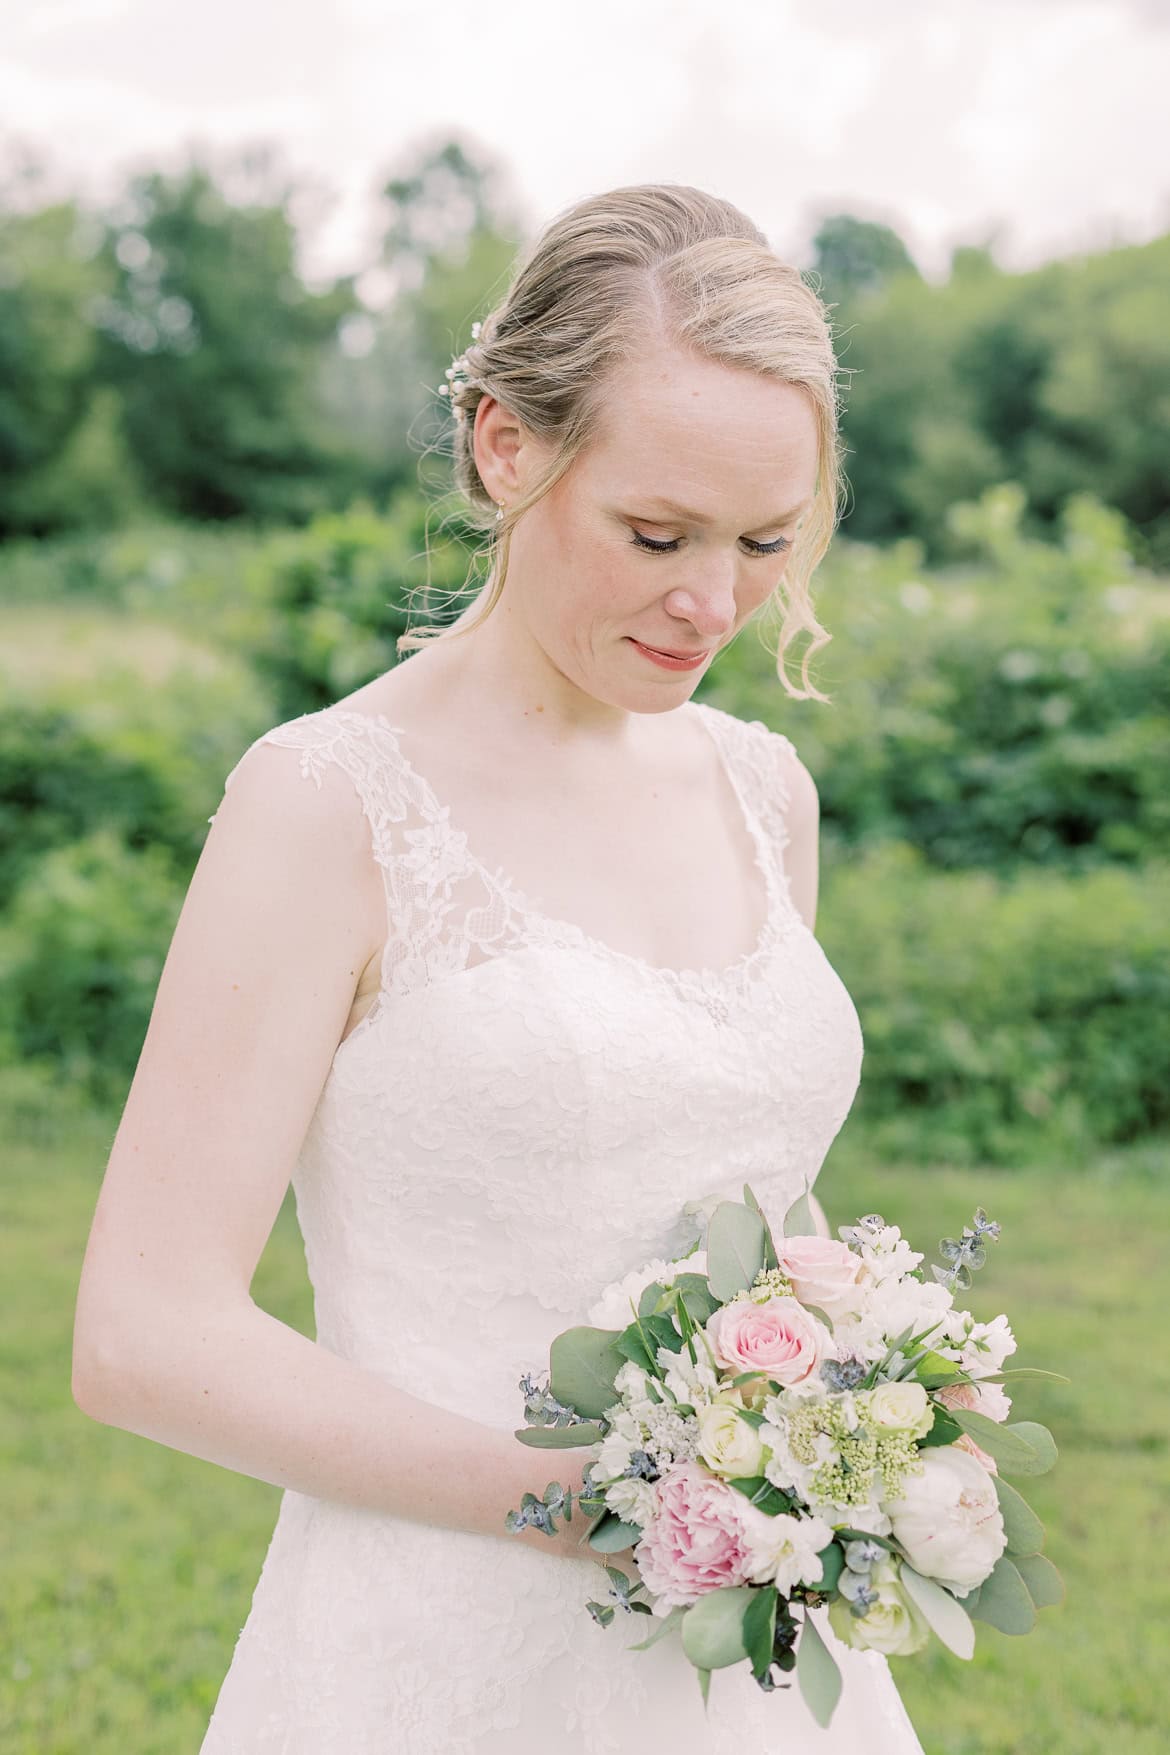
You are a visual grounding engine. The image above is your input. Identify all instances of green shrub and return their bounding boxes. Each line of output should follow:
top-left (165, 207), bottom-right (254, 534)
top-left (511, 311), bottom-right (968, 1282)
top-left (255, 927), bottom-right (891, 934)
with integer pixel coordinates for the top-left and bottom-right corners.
top-left (0, 828), bottom-right (187, 1106)
top-left (820, 842), bottom-right (1170, 1165)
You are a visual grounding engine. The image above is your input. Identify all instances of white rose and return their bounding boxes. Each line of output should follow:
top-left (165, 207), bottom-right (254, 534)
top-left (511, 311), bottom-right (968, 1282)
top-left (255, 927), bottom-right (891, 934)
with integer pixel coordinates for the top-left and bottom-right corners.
top-left (696, 1399), bottom-right (765, 1478)
top-left (828, 1559), bottom-right (931, 1656)
top-left (738, 1506), bottom-right (834, 1592)
top-left (865, 1381), bottom-right (935, 1439)
top-left (884, 1447), bottom-right (1007, 1593)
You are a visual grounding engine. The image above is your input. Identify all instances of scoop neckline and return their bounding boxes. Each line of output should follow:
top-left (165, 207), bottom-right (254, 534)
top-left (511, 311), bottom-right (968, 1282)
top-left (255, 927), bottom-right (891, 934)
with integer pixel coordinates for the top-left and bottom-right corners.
top-left (326, 699), bottom-right (786, 992)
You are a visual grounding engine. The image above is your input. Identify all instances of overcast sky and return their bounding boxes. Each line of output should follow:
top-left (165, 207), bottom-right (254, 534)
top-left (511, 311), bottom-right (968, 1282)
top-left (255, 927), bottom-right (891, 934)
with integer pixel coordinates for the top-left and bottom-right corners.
top-left (2, 0), bottom-right (1168, 285)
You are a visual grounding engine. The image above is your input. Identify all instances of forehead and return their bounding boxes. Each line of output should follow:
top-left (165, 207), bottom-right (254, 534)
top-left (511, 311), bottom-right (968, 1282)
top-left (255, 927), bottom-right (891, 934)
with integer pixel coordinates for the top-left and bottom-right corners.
top-left (588, 344), bottom-right (820, 506)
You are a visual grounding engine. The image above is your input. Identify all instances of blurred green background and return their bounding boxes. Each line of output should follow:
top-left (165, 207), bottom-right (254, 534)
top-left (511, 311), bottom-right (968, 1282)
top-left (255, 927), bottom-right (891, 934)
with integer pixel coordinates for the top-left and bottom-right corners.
top-left (2, 139), bottom-right (1167, 1752)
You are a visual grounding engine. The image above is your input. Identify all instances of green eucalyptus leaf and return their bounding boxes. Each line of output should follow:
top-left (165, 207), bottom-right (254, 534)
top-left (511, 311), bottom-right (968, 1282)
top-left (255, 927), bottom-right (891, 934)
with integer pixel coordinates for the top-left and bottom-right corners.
top-left (673, 1274), bottom-right (720, 1323)
top-left (743, 1182), bottom-right (781, 1269)
top-left (586, 1513), bottom-right (643, 1552)
top-left (795, 1610), bottom-right (843, 1729)
top-left (549, 1327), bottom-right (626, 1421)
top-left (945, 1408), bottom-right (1046, 1472)
top-left (782, 1189), bottom-right (816, 1240)
top-left (999, 1421), bottom-right (1059, 1476)
top-left (993, 1475), bottom-right (1045, 1555)
top-left (629, 1605), bottom-right (687, 1651)
top-left (696, 1666), bottom-right (711, 1710)
top-left (966, 1555), bottom-right (1036, 1635)
top-left (707, 1201), bottom-right (766, 1300)
top-left (513, 1421), bottom-right (606, 1449)
top-left (900, 1565), bottom-right (976, 1659)
top-left (1014, 1551), bottom-right (1065, 1609)
top-left (639, 1280), bottom-right (667, 1318)
top-left (680, 1584), bottom-right (755, 1670)
top-left (973, 1368), bottom-right (1071, 1386)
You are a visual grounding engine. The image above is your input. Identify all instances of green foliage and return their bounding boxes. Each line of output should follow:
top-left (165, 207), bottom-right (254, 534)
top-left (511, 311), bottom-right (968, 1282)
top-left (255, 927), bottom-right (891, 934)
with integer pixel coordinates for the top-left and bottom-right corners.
top-left (832, 231), bottom-right (1170, 567)
top-left (0, 828), bottom-right (186, 1105)
top-left (818, 841), bottom-right (1170, 1163)
top-left (93, 158), bottom-right (360, 524)
top-left (705, 1200), bottom-right (766, 1300)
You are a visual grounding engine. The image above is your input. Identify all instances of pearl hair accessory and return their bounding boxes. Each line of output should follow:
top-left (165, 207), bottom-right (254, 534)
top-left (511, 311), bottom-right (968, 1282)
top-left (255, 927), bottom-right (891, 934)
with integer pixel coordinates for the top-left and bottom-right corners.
top-left (437, 320), bottom-right (483, 425)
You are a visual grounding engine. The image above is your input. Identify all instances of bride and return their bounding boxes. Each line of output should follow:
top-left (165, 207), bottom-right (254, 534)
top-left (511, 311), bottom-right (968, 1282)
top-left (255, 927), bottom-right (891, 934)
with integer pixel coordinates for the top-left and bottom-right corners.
top-left (72, 182), bottom-right (925, 1750)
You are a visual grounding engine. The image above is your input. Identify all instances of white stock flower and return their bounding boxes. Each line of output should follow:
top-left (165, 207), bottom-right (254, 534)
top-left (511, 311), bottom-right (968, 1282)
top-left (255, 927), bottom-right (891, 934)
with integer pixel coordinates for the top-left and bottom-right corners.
top-left (659, 1344), bottom-right (721, 1408)
top-left (866, 1273), bottom-right (954, 1345)
top-left (605, 1475), bottom-right (657, 1527)
top-left (737, 1506), bottom-right (834, 1592)
top-left (857, 1226), bottom-right (924, 1285)
top-left (959, 1313), bottom-right (1017, 1378)
top-left (587, 1252), bottom-right (710, 1332)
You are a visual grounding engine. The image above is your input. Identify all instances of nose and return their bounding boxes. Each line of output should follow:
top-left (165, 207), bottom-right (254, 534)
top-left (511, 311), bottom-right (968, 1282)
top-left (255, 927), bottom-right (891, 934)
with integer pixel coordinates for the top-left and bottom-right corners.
top-left (663, 560), bottom-right (740, 639)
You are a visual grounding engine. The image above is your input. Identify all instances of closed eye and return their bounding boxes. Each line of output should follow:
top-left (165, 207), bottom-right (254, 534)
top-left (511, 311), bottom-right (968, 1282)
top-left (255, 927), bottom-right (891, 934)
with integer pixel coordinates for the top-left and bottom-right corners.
top-left (630, 531), bottom-right (791, 557)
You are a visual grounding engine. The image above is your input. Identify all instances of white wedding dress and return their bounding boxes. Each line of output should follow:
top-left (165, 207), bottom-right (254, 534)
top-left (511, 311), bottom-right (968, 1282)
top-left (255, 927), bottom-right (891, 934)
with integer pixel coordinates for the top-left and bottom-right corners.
top-left (199, 699), bottom-right (924, 1753)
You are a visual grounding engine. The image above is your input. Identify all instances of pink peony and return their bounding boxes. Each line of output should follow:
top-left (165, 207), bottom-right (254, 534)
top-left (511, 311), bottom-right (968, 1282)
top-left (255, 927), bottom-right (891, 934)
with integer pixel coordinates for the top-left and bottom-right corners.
top-left (635, 1462), bottom-right (752, 1609)
top-left (704, 1295), bottom-right (830, 1388)
top-left (773, 1236), bottom-right (866, 1320)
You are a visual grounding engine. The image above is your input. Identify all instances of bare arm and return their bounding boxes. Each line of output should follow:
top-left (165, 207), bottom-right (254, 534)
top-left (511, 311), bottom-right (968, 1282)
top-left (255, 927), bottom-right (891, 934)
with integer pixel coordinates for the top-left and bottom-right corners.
top-left (70, 739), bottom-right (594, 1560)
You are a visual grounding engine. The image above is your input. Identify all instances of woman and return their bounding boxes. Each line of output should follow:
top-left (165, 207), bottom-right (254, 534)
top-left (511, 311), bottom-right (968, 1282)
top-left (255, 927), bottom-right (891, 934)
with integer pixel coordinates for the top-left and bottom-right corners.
top-left (72, 183), bottom-right (925, 1751)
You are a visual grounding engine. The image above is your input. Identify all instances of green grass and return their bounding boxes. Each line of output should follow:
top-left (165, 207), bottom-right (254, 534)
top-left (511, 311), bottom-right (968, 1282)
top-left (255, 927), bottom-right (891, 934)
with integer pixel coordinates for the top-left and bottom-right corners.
top-left (3, 1081), bottom-right (1166, 1753)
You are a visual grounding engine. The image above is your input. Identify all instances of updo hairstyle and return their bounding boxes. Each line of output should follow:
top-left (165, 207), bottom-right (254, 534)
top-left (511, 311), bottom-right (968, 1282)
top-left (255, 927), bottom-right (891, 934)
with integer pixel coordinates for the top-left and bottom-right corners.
top-left (401, 182), bottom-right (847, 702)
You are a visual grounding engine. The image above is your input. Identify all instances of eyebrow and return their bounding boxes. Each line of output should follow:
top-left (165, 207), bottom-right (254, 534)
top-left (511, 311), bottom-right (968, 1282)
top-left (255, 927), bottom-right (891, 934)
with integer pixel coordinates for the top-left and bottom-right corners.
top-left (633, 494), bottom-right (810, 528)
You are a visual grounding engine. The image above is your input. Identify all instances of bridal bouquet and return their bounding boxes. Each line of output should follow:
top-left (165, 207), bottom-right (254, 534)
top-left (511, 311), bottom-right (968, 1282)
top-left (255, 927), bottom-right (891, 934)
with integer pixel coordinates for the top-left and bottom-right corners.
top-left (506, 1187), bottom-right (1065, 1725)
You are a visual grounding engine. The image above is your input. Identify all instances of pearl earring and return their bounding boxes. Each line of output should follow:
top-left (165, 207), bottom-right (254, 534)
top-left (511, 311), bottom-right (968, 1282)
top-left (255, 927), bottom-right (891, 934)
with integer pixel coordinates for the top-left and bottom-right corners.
top-left (495, 504), bottom-right (504, 522)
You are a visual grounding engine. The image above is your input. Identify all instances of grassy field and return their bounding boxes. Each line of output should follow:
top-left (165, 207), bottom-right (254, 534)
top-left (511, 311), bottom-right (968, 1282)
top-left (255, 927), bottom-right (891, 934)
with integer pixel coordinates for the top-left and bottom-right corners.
top-left (2, 1083), bottom-right (1166, 1754)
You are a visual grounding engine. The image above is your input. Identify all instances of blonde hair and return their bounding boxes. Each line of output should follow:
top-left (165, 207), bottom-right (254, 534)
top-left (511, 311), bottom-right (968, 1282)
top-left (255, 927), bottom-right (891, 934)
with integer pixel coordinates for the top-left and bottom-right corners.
top-left (401, 182), bottom-right (847, 701)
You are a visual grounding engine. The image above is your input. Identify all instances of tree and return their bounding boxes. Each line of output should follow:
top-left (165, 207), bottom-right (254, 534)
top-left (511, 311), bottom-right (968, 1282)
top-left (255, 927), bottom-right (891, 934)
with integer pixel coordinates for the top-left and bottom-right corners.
top-left (92, 150), bottom-right (360, 522)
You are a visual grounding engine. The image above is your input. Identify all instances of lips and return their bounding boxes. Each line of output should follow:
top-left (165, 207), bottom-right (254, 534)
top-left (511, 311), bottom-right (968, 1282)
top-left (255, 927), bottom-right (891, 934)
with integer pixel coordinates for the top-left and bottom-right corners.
top-left (638, 642), bottom-right (712, 659)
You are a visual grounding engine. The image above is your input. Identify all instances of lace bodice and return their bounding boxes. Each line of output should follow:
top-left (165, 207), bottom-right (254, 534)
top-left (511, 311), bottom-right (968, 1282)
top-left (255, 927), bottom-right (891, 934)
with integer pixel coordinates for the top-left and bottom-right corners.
top-left (199, 700), bottom-right (924, 1754)
top-left (209, 699), bottom-right (863, 1425)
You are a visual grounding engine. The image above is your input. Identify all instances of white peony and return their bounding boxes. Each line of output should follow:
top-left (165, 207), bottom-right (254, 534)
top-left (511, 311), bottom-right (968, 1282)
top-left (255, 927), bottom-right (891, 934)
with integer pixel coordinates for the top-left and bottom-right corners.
top-left (884, 1446), bottom-right (1007, 1593)
top-left (737, 1505), bottom-right (834, 1592)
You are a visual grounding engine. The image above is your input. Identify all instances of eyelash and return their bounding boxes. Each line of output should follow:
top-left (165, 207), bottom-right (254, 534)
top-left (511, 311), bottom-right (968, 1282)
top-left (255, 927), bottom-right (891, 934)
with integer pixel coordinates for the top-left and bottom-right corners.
top-left (629, 531), bottom-right (791, 557)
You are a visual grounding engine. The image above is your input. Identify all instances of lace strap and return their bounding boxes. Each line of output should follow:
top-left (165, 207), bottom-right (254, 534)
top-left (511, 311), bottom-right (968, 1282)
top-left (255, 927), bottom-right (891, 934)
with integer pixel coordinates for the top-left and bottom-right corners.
top-left (208, 710), bottom-right (422, 873)
top-left (694, 702), bottom-right (797, 885)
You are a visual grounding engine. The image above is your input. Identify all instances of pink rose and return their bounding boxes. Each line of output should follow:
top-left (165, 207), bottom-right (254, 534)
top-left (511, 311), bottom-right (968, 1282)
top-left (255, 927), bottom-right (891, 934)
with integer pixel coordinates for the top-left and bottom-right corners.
top-left (936, 1380), bottom-right (1012, 1475)
top-left (705, 1296), bottom-right (830, 1388)
top-left (774, 1236), bottom-right (866, 1320)
top-left (635, 1462), bottom-right (752, 1608)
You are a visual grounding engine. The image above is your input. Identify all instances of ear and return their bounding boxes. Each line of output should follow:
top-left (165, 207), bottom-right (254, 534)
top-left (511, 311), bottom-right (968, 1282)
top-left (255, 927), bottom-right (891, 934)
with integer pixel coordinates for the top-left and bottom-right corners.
top-left (473, 395), bottom-right (528, 506)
